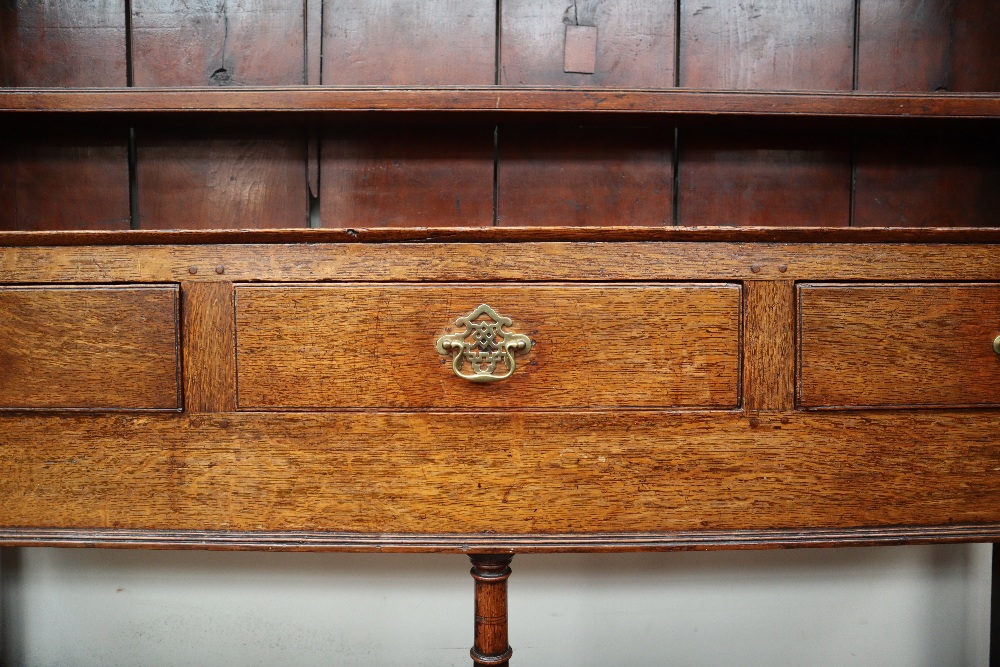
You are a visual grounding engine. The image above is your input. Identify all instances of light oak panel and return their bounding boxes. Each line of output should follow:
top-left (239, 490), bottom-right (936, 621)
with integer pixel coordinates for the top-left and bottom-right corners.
top-left (799, 283), bottom-right (1000, 408)
top-left (0, 286), bottom-right (180, 410)
top-left (2, 411), bottom-right (998, 533)
top-left (5, 242), bottom-right (1000, 284)
top-left (235, 284), bottom-right (741, 409)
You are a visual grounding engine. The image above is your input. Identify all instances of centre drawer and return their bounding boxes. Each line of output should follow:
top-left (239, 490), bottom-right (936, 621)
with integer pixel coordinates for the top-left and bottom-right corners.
top-left (234, 283), bottom-right (741, 410)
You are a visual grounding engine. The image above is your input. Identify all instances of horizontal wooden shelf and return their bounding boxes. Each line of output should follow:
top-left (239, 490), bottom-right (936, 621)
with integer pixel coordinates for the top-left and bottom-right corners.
top-left (2, 87), bottom-right (1000, 118)
top-left (3, 226), bottom-right (1000, 247)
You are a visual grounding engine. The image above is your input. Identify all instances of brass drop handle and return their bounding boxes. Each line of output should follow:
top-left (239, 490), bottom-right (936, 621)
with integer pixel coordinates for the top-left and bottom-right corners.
top-left (436, 304), bottom-right (533, 383)
top-left (993, 334), bottom-right (1000, 355)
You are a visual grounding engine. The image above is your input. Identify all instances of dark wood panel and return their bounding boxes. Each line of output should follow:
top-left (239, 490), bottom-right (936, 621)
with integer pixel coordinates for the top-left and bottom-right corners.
top-left (136, 124), bottom-right (308, 229)
top-left (858, 0), bottom-right (1000, 92)
top-left (2, 411), bottom-right (998, 533)
top-left (0, 0), bottom-right (126, 86)
top-left (679, 0), bottom-right (854, 90)
top-left (678, 129), bottom-right (851, 226)
top-left (799, 284), bottom-right (1000, 408)
top-left (319, 126), bottom-right (494, 227)
top-left (322, 0), bottom-right (494, 85)
top-left (497, 125), bottom-right (672, 226)
top-left (500, 0), bottom-right (674, 87)
top-left (235, 284), bottom-right (740, 409)
top-left (854, 129), bottom-right (1000, 227)
top-left (0, 124), bottom-right (130, 231)
top-left (0, 126), bottom-right (15, 230)
top-left (6, 89), bottom-right (1000, 118)
top-left (131, 0), bottom-right (305, 86)
top-left (0, 286), bottom-right (180, 410)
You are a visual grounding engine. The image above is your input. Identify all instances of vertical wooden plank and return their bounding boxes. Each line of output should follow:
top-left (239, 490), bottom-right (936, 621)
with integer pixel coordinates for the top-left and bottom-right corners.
top-left (858, 0), bottom-right (1000, 92)
top-left (678, 128), bottom-right (851, 227)
top-left (182, 281), bottom-right (236, 413)
top-left (497, 126), bottom-right (673, 226)
top-left (854, 128), bottom-right (1000, 228)
top-left (137, 123), bottom-right (308, 229)
top-left (0, 0), bottom-right (127, 86)
top-left (320, 126), bottom-right (494, 227)
top-left (0, 3), bottom-right (129, 231)
top-left (131, 0), bottom-right (305, 86)
top-left (0, 127), bottom-right (16, 230)
top-left (322, 0), bottom-right (494, 85)
top-left (3, 122), bottom-right (130, 231)
top-left (951, 2), bottom-right (1000, 93)
top-left (500, 0), bottom-right (675, 87)
top-left (743, 280), bottom-right (795, 413)
top-left (679, 0), bottom-right (854, 90)
top-left (130, 1), bottom-right (307, 230)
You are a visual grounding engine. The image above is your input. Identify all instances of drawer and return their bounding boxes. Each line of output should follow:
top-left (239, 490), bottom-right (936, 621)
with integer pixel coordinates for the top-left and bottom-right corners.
top-left (235, 283), bottom-right (741, 410)
top-left (0, 285), bottom-right (180, 410)
top-left (798, 283), bottom-right (1000, 408)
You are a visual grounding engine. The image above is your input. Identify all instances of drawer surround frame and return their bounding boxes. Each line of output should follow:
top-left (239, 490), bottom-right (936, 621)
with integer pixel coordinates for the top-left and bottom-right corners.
top-left (2, 227), bottom-right (999, 663)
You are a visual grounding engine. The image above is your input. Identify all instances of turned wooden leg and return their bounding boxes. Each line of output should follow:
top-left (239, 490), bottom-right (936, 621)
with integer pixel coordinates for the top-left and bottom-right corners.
top-left (469, 554), bottom-right (514, 667)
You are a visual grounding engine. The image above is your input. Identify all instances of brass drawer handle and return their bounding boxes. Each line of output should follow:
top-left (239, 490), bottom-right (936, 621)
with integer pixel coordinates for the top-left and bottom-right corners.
top-left (436, 304), bottom-right (533, 383)
top-left (994, 334), bottom-right (1000, 355)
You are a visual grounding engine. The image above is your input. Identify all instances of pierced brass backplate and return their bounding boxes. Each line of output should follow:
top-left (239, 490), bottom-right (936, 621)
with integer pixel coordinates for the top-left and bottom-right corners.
top-left (435, 304), bottom-right (533, 383)
top-left (993, 334), bottom-right (1000, 356)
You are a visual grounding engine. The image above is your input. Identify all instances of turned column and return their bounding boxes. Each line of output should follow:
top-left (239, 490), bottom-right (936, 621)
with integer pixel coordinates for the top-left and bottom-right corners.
top-left (469, 554), bottom-right (514, 666)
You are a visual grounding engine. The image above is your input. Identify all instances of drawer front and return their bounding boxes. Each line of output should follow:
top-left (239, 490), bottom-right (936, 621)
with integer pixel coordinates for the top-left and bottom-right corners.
top-left (0, 285), bottom-right (180, 410)
top-left (798, 283), bottom-right (1000, 408)
top-left (235, 283), bottom-right (741, 410)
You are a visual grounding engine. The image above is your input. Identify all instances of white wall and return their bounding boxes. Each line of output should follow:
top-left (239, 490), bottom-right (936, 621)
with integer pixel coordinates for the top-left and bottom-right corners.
top-left (0, 544), bottom-right (992, 666)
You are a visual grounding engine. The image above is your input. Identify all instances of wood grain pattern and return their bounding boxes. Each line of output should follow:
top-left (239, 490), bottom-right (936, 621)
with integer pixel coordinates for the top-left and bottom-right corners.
top-left (678, 129), bottom-right (851, 227)
top-left (0, 125), bottom-right (130, 231)
top-left (322, 0), bottom-right (494, 85)
top-left (500, 0), bottom-right (674, 87)
top-left (131, 0), bottom-right (305, 86)
top-left (0, 286), bottom-right (180, 410)
top-left (743, 280), bottom-right (795, 412)
top-left (235, 284), bottom-right (741, 409)
top-left (2, 410), bottom-right (998, 533)
top-left (3, 524), bottom-right (999, 552)
top-left (320, 127), bottom-right (494, 227)
top-left (497, 125), bottom-right (673, 226)
top-left (5, 89), bottom-right (1000, 118)
top-left (182, 281), bottom-right (236, 413)
top-left (0, 0), bottom-right (126, 86)
top-left (799, 283), bottom-right (1000, 408)
top-left (136, 124), bottom-right (308, 229)
top-left (853, 128), bottom-right (1000, 228)
top-left (470, 555), bottom-right (513, 667)
top-left (5, 241), bottom-right (1000, 284)
top-left (5, 227), bottom-right (1000, 246)
top-left (679, 0), bottom-right (854, 90)
top-left (857, 0), bottom-right (1000, 92)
